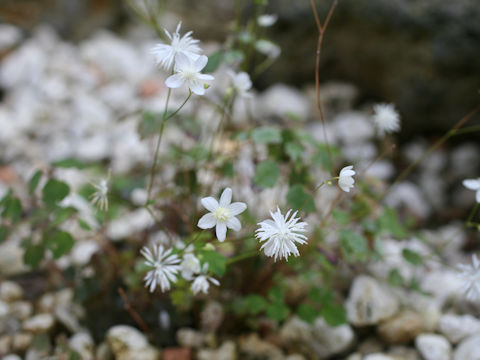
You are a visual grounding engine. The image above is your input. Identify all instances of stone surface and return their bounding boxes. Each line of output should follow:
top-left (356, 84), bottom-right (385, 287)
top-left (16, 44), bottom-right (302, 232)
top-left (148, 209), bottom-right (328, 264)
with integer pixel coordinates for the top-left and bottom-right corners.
top-left (454, 334), bottom-right (480, 360)
top-left (106, 325), bottom-right (160, 360)
top-left (363, 354), bottom-right (395, 360)
top-left (239, 334), bottom-right (283, 359)
top-left (198, 341), bottom-right (236, 360)
top-left (23, 313), bottom-right (55, 333)
top-left (415, 334), bottom-right (451, 360)
top-left (177, 328), bottom-right (204, 348)
top-left (377, 310), bottom-right (424, 344)
top-left (258, 84), bottom-right (310, 120)
top-left (438, 314), bottom-right (480, 344)
top-left (346, 275), bottom-right (399, 326)
top-left (69, 332), bottom-right (95, 360)
top-left (0, 282), bottom-right (23, 302)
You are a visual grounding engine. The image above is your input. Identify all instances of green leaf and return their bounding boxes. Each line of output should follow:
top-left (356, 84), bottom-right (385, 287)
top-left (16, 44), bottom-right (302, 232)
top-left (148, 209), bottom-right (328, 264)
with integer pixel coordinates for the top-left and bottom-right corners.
top-left (332, 209), bottom-right (350, 225)
top-left (254, 161), bottom-right (279, 188)
top-left (201, 250), bottom-right (227, 277)
top-left (339, 230), bottom-right (369, 262)
top-left (51, 207), bottom-right (77, 227)
top-left (42, 179), bottom-right (70, 207)
top-left (2, 196), bottom-right (22, 223)
top-left (51, 158), bottom-right (86, 169)
top-left (297, 303), bottom-right (318, 324)
top-left (321, 302), bottom-right (347, 326)
top-left (268, 287), bottom-right (284, 302)
top-left (203, 51), bottom-right (223, 73)
top-left (28, 170), bottom-right (43, 194)
top-left (266, 301), bottom-right (289, 322)
top-left (138, 111), bottom-right (162, 138)
top-left (285, 142), bottom-right (304, 162)
top-left (388, 269), bottom-right (404, 286)
top-left (245, 295), bottom-right (267, 315)
top-left (0, 225), bottom-right (8, 243)
top-left (402, 249), bottom-right (423, 266)
top-left (44, 230), bottom-right (74, 259)
top-left (252, 127), bottom-right (282, 144)
top-left (309, 287), bottom-right (333, 304)
top-left (377, 208), bottom-right (407, 238)
top-left (78, 219), bottom-right (92, 231)
top-left (286, 184), bottom-right (315, 212)
top-left (24, 243), bottom-right (44, 268)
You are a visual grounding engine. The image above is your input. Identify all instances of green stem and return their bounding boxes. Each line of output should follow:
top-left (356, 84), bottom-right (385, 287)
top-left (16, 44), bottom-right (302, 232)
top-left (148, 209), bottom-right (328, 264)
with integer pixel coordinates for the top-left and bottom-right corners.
top-left (466, 203), bottom-right (480, 227)
top-left (226, 250), bottom-right (258, 265)
top-left (298, 179), bottom-right (332, 212)
top-left (145, 90), bottom-right (192, 205)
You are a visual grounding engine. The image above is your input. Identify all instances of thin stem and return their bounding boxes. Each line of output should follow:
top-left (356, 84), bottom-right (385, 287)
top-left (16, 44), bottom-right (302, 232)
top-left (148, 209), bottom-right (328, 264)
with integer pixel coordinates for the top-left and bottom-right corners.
top-left (466, 203), bottom-right (480, 226)
top-left (309, 0), bottom-right (338, 171)
top-left (380, 104), bottom-right (480, 201)
top-left (146, 90), bottom-right (192, 205)
top-left (299, 179), bottom-right (331, 212)
top-left (118, 287), bottom-right (152, 334)
top-left (226, 250), bottom-right (258, 265)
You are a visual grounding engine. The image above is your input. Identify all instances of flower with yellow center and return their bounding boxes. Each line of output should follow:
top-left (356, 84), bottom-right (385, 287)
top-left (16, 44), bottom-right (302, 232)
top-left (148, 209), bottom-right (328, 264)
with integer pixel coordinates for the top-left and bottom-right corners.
top-left (197, 188), bottom-right (247, 242)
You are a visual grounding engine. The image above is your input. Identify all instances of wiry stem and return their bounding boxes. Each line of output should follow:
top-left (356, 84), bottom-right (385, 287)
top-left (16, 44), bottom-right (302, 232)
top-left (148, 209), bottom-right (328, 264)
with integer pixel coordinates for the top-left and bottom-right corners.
top-left (310, 0), bottom-right (338, 171)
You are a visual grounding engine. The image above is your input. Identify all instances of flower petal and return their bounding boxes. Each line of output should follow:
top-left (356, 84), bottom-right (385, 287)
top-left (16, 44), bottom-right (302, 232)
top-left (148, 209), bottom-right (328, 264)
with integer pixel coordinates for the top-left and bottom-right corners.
top-left (174, 52), bottom-right (190, 69)
top-left (477, 190), bottom-right (480, 203)
top-left (219, 188), bottom-right (232, 206)
top-left (198, 213), bottom-right (216, 229)
top-left (194, 55), bottom-right (208, 71)
top-left (463, 179), bottom-right (480, 190)
top-left (197, 73), bottom-right (215, 81)
top-left (228, 202), bottom-right (247, 216)
top-left (165, 74), bottom-right (184, 88)
top-left (226, 216), bottom-right (241, 231)
top-left (201, 197), bottom-right (218, 212)
top-left (189, 81), bottom-right (205, 95)
top-left (216, 222), bottom-right (227, 242)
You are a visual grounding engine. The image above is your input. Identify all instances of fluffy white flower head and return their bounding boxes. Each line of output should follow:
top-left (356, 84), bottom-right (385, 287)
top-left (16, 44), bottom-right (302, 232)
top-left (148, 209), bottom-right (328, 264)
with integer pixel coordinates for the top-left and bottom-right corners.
top-left (198, 187), bottom-right (247, 242)
top-left (338, 165), bottom-right (355, 192)
top-left (457, 254), bottom-right (480, 301)
top-left (165, 53), bottom-right (214, 95)
top-left (151, 22), bottom-right (202, 70)
top-left (463, 178), bottom-right (480, 203)
top-left (141, 244), bottom-right (181, 292)
top-left (180, 253), bottom-right (201, 281)
top-left (228, 70), bottom-right (252, 98)
top-left (190, 264), bottom-right (220, 295)
top-left (90, 171), bottom-right (110, 211)
top-left (257, 14), bottom-right (278, 27)
top-left (373, 103), bottom-right (401, 135)
top-left (256, 208), bottom-right (308, 262)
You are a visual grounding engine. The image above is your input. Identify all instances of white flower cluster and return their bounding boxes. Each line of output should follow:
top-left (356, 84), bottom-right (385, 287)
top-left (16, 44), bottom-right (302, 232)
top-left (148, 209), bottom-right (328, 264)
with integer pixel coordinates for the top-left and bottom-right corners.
top-left (141, 244), bottom-right (219, 295)
top-left (457, 254), bottom-right (480, 301)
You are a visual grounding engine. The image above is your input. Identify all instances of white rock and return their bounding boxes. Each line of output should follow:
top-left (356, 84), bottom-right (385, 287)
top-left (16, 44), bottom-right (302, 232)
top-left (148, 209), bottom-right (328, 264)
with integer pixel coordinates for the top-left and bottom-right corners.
top-left (346, 275), bottom-right (399, 326)
top-left (312, 317), bottom-right (355, 356)
top-left (385, 182), bottom-right (431, 219)
top-left (363, 354), bottom-right (395, 360)
top-left (0, 24), bottom-right (21, 50)
top-left (259, 84), bottom-right (310, 119)
top-left (9, 301), bottom-right (33, 320)
top-left (177, 328), bottom-right (204, 348)
top-left (107, 208), bottom-right (155, 241)
top-left (415, 334), bottom-right (451, 360)
top-left (2, 355), bottom-right (22, 360)
top-left (23, 313), bottom-right (55, 333)
top-left (420, 270), bottom-right (463, 307)
top-left (364, 160), bottom-right (395, 180)
top-left (106, 325), bottom-right (148, 353)
top-left (451, 143), bottom-right (480, 177)
top-left (439, 314), bottom-right (480, 344)
top-left (69, 332), bottom-right (95, 360)
top-left (71, 240), bottom-right (100, 266)
top-left (0, 300), bottom-right (9, 317)
top-left (454, 334), bottom-right (480, 360)
top-left (333, 111), bottom-right (375, 144)
top-left (12, 332), bottom-right (32, 352)
top-left (198, 341), bottom-right (236, 360)
top-left (0, 282), bottom-right (23, 302)
top-left (0, 240), bottom-right (28, 276)
top-left (130, 188), bottom-right (148, 206)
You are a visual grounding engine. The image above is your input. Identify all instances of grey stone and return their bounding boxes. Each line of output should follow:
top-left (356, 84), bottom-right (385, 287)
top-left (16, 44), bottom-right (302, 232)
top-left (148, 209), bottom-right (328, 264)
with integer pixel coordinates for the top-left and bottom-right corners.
top-left (415, 334), bottom-right (451, 360)
top-left (438, 314), bottom-right (480, 344)
top-left (454, 334), bottom-right (480, 360)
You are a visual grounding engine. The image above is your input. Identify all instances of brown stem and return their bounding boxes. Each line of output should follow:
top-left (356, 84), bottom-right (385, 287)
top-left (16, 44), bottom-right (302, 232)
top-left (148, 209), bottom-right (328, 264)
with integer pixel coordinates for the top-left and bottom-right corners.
top-left (310, 0), bottom-right (338, 171)
top-left (118, 287), bottom-right (152, 334)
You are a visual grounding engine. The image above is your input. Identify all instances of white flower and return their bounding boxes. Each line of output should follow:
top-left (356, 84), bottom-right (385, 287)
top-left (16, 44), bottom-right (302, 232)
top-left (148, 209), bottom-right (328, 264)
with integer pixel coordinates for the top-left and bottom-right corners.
top-left (228, 70), bottom-right (252, 98)
top-left (180, 253), bottom-right (201, 280)
top-left (165, 53), bottom-right (214, 95)
top-left (151, 22), bottom-right (202, 71)
top-left (457, 254), bottom-right (480, 301)
top-left (141, 245), bottom-right (181, 292)
top-left (256, 208), bottom-right (308, 262)
top-left (198, 187), bottom-right (247, 242)
top-left (463, 178), bottom-right (480, 203)
top-left (372, 103), bottom-right (401, 135)
top-left (191, 264), bottom-right (220, 295)
top-left (257, 14), bottom-right (278, 27)
top-left (255, 39), bottom-right (281, 58)
top-left (338, 165), bottom-right (356, 192)
top-left (90, 172), bottom-right (110, 211)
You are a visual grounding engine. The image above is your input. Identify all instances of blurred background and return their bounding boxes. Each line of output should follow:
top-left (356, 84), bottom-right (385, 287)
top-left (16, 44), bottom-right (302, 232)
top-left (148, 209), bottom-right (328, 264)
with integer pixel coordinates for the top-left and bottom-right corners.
top-left (1, 0), bottom-right (479, 137)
